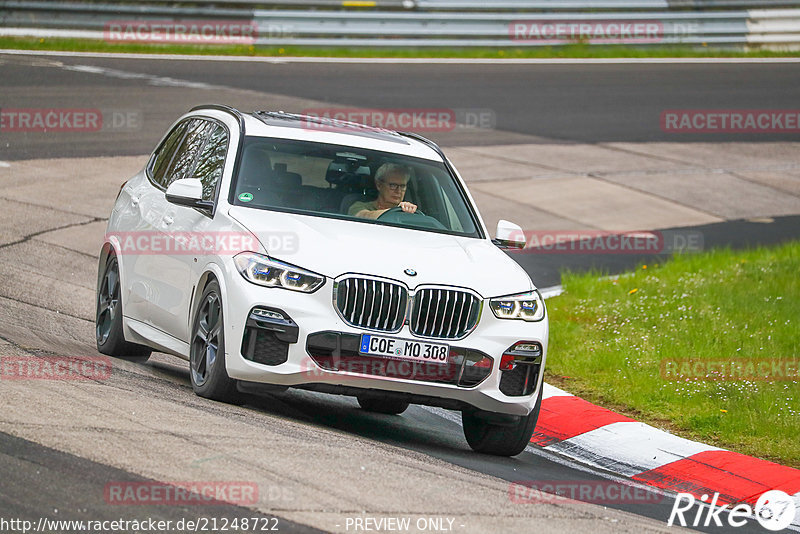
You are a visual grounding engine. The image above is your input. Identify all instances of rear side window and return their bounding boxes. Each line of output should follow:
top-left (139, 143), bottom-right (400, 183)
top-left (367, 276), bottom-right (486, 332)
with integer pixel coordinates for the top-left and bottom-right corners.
top-left (150, 121), bottom-right (188, 188)
top-left (192, 124), bottom-right (229, 201)
top-left (167, 119), bottom-right (212, 186)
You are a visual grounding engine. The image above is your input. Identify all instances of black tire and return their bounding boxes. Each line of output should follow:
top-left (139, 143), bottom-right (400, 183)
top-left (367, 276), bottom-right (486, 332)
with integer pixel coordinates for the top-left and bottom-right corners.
top-left (462, 378), bottom-right (543, 456)
top-left (357, 395), bottom-right (410, 415)
top-left (96, 253), bottom-right (152, 362)
top-left (189, 280), bottom-right (239, 403)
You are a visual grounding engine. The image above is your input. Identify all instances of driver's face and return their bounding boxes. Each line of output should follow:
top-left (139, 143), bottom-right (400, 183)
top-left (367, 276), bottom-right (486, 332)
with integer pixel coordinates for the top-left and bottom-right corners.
top-left (378, 172), bottom-right (408, 205)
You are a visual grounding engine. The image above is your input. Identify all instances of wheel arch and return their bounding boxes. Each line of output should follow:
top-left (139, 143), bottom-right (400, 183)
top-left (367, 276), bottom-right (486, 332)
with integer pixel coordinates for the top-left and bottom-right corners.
top-left (97, 236), bottom-right (129, 305)
top-left (188, 262), bottom-right (229, 337)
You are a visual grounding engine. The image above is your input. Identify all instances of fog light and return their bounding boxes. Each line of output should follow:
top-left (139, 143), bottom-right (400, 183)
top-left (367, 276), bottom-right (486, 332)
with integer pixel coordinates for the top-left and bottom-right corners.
top-left (509, 342), bottom-right (542, 355)
top-left (253, 308), bottom-right (285, 321)
top-left (500, 341), bottom-right (543, 371)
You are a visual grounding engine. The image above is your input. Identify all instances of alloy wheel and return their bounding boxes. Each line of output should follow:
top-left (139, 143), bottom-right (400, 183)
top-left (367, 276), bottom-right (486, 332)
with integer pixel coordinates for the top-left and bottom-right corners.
top-left (191, 292), bottom-right (222, 387)
top-left (96, 259), bottom-right (120, 345)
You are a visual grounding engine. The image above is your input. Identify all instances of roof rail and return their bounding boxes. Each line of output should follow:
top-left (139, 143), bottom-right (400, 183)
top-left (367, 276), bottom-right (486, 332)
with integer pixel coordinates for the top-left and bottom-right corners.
top-left (190, 104), bottom-right (246, 134)
top-left (254, 110), bottom-right (395, 134)
top-left (252, 110), bottom-right (409, 145)
top-left (398, 131), bottom-right (442, 153)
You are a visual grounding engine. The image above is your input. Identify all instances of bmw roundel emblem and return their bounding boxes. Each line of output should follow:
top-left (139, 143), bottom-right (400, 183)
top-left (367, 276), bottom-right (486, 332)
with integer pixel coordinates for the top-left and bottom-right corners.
top-left (404, 268), bottom-right (417, 276)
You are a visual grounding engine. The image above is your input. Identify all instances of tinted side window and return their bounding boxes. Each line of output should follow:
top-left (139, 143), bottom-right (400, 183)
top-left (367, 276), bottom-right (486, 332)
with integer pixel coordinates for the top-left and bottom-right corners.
top-left (150, 121), bottom-right (189, 188)
top-left (192, 124), bottom-right (228, 202)
top-left (167, 119), bottom-right (212, 186)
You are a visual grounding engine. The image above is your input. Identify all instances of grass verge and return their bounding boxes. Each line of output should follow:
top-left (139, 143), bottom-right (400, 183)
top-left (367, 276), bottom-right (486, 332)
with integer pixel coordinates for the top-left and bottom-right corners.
top-left (1, 36), bottom-right (799, 58)
top-left (545, 241), bottom-right (799, 468)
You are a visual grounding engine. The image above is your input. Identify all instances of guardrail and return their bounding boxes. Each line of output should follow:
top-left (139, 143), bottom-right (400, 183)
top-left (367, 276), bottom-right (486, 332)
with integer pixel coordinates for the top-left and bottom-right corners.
top-left (1, 1), bottom-right (799, 48)
top-left (415, 0), bottom-right (800, 8)
top-left (4, 0), bottom-right (800, 10)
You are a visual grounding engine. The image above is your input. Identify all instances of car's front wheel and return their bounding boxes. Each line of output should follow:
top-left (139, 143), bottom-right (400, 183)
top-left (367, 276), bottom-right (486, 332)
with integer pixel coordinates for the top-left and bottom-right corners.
top-left (96, 252), bottom-right (151, 362)
top-left (462, 379), bottom-right (543, 456)
top-left (190, 280), bottom-right (239, 403)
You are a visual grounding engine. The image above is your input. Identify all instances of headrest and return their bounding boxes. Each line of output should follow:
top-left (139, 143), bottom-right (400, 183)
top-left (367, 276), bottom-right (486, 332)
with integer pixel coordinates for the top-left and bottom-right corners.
top-left (271, 165), bottom-right (302, 188)
top-left (239, 147), bottom-right (272, 187)
top-left (326, 161), bottom-right (371, 185)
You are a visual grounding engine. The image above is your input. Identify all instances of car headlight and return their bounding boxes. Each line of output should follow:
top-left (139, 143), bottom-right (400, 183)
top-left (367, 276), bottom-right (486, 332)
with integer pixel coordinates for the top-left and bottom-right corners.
top-left (233, 252), bottom-right (324, 293)
top-left (489, 290), bottom-right (545, 322)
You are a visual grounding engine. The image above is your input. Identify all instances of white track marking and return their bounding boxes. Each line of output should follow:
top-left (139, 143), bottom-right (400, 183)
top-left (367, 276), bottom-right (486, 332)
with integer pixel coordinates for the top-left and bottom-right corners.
top-left (0, 28), bottom-right (101, 40)
top-left (421, 401), bottom-right (798, 531)
top-left (418, 405), bottom-right (462, 425)
top-left (61, 64), bottom-right (214, 89)
top-left (547, 421), bottom-right (723, 477)
top-left (539, 285), bottom-right (564, 299)
top-left (418, 405), bottom-right (673, 499)
top-left (524, 444), bottom-right (673, 499)
top-left (542, 383), bottom-right (573, 399)
top-left (2, 48), bottom-right (800, 64)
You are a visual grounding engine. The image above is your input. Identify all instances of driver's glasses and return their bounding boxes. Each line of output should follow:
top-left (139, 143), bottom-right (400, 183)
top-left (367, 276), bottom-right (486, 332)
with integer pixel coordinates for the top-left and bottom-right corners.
top-left (385, 182), bottom-right (407, 192)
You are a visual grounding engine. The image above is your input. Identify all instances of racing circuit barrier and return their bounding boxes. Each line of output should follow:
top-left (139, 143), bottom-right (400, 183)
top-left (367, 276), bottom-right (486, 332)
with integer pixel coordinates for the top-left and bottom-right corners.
top-left (1, 1), bottom-right (799, 48)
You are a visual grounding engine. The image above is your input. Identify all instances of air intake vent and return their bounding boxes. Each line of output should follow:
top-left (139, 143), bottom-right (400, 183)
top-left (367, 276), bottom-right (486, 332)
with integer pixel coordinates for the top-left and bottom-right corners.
top-left (335, 277), bottom-right (407, 333)
top-left (409, 288), bottom-right (480, 339)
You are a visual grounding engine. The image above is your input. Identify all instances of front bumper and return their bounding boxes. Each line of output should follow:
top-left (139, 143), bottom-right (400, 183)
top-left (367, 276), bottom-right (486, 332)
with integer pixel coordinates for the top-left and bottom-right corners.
top-left (223, 273), bottom-right (549, 416)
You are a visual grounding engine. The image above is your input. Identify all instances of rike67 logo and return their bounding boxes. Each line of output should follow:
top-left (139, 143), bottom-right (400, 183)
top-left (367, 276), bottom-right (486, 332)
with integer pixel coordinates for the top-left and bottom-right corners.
top-left (668, 490), bottom-right (797, 531)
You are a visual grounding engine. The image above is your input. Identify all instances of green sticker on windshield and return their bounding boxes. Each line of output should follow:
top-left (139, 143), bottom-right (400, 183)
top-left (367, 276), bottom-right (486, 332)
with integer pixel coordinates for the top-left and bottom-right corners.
top-left (238, 192), bottom-right (254, 202)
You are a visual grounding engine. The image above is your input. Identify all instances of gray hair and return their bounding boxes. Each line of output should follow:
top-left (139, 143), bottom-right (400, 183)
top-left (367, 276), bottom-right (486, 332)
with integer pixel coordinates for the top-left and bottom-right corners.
top-left (375, 163), bottom-right (412, 184)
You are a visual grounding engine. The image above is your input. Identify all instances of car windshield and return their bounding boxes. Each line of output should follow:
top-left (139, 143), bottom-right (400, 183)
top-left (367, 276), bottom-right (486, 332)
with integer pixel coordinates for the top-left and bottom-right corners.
top-left (231, 136), bottom-right (481, 238)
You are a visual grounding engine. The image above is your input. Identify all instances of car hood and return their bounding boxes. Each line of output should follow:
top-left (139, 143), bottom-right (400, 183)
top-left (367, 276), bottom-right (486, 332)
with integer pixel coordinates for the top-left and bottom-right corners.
top-left (228, 207), bottom-right (533, 298)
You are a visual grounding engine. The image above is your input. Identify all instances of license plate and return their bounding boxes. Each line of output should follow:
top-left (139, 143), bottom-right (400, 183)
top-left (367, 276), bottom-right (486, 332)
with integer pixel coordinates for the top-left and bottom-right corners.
top-left (359, 334), bottom-right (449, 364)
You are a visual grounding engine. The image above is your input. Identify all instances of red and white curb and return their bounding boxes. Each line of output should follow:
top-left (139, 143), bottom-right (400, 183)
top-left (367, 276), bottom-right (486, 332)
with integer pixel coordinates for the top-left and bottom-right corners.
top-left (535, 383), bottom-right (800, 528)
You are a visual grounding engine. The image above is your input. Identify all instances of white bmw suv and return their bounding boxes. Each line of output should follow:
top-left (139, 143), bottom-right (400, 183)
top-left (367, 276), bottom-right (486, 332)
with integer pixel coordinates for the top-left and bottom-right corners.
top-left (97, 105), bottom-right (548, 456)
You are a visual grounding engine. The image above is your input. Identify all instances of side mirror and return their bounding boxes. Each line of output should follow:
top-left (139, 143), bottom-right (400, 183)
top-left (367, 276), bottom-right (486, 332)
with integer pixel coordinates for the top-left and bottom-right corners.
top-left (493, 220), bottom-right (526, 249)
top-left (165, 178), bottom-right (213, 211)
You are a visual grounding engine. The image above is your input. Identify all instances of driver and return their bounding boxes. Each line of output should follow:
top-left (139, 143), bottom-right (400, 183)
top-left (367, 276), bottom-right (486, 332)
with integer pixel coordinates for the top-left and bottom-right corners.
top-left (348, 163), bottom-right (417, 219)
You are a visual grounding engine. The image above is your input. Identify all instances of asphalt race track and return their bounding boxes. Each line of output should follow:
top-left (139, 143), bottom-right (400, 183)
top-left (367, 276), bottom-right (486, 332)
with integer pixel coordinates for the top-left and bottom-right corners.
top-left (2, 53), bottom-right (800, 160)
top-left (1, 51), bottom-right (798, 533)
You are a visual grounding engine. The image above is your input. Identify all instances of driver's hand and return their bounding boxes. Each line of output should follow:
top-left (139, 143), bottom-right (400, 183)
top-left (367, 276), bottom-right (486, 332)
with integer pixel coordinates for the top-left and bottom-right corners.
top-left (399, 201), bottom-right (417, 213)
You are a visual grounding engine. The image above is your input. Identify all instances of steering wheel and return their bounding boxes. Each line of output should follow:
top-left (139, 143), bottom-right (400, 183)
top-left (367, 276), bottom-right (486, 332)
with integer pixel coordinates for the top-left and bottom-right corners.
top-left (376, 205), bottom-right (447, 231)
top-left (377, 206), bottom-right (426, 219)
